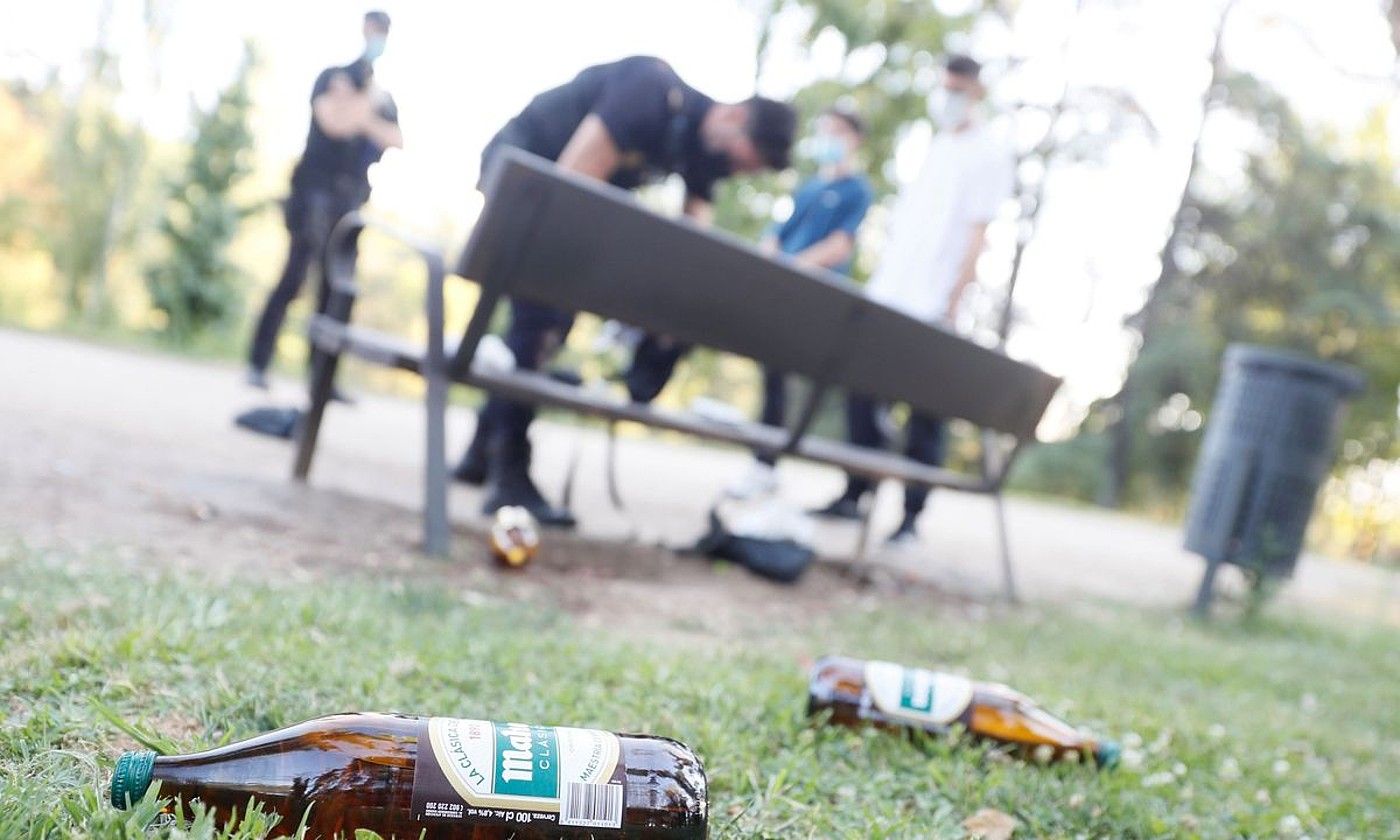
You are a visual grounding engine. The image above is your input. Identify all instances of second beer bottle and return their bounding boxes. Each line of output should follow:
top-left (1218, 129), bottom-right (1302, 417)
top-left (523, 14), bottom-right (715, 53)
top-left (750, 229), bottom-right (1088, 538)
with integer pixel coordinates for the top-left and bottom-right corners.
top-left (808, 655), bottom-right (1119, 768)
top-left (109, 712), bottom-right (707, 839)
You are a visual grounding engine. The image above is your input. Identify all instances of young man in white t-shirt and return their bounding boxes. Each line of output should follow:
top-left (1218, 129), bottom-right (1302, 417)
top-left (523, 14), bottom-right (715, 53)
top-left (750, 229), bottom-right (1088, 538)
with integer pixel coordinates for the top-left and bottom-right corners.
top-left (813, 54), bottom-right (1015, 545)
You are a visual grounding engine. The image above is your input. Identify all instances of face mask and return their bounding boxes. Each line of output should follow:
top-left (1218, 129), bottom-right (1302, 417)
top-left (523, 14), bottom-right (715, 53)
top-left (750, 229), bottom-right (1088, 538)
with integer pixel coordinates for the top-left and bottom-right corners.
top-left (930, 88), bottom-right (971, 128)
top-left (809, 134), bottom-right (848, 167)
top-left (363, 35), bottom-right (387, 63)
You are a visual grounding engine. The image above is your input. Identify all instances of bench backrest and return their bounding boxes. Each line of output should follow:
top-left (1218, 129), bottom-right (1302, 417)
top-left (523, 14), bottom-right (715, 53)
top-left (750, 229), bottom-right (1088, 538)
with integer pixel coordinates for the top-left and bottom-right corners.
top-left (458, 149), bottom-right (1061, 440)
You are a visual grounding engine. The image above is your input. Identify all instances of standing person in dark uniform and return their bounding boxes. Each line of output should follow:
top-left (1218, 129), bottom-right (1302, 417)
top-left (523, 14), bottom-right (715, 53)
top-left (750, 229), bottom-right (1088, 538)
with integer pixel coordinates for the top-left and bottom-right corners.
top-left (247, 10), bottom-right (403, 390)
top-left (452, 55), bottom-right (797, 528)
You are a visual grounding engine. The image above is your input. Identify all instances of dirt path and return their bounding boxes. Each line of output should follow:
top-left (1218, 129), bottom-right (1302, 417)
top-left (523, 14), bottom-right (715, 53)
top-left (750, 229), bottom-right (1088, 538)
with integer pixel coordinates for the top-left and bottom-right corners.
top-left (3, 327), bottom-right (1396, 629)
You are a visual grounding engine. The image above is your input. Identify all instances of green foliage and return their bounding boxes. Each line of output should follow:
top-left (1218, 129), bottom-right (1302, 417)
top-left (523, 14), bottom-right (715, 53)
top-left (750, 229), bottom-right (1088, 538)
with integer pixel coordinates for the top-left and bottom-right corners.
top-left (702, 1), bottom-right (972, 428)
top-left (714, 1), bottom-right (968, 246)
top-left (1007, 427), bottom-right (1111, 502)
top-left (144, 45), bottom-right (258, 344)
top-left (41, 49), bottom-right (147, 323)
top-left (1177, 75), bottom-right (1399, 467)
top-left (3, 542), bottom-right (1399, 838)
top-left (1038, 74), bottom-right (1399, 513)
top-left (791, 1), bottom-right (972, 193)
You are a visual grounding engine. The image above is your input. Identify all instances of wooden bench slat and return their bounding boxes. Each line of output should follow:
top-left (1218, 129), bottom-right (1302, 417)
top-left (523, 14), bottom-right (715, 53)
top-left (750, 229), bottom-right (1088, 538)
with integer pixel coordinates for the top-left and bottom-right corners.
top-left (309, 316), bottom-right (453, 373)
top-left (462, 150), bottom-right (1062, 440)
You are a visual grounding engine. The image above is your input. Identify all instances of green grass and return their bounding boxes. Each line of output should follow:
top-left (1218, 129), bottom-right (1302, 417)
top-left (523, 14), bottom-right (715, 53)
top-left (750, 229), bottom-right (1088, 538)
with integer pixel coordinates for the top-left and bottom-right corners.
top-left (1, 541), bottom-right (1397, 839)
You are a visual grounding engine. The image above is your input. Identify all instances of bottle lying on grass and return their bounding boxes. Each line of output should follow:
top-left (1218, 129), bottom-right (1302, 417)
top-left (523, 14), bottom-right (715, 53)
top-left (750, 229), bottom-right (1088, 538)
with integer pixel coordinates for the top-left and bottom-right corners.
top-left (110, 712), bottom-right (707, 839)
top-left (490, 505), bottom-right (541, 569)
top-left (807, 656), bottom-right (1119, 768)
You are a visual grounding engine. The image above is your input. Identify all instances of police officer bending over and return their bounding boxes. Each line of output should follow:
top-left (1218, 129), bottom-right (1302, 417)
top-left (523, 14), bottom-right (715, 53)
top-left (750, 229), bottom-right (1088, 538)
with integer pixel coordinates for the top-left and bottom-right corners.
top-left (455, 56), bottom-right (797, 528)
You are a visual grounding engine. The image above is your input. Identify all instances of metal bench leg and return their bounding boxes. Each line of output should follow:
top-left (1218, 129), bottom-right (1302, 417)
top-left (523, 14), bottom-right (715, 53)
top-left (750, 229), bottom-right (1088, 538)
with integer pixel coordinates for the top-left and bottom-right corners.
top-left (604, 421), bottom-right (627, 514)
top-left (851, 482), bottom-right (879, 572)
top-left (559, 435), bottom-right (582, 512)
top-left (293, 349), bottom-right (338, 481)
top-left (993, 493), bottom-right (1020, 604)
top-left (294, 215), bottom-right (361, 482)
top-left (422, 364), bottom-right (450, 558)
top-left (422, 245), bottom-right (450, 559)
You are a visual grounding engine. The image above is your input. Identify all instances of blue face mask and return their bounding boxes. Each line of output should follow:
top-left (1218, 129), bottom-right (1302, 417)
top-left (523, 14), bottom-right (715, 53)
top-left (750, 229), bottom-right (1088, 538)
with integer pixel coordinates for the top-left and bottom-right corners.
top-left (363, 35), bottom-right (387, 63)
top-left (809, 134), bottom-right (848, 167)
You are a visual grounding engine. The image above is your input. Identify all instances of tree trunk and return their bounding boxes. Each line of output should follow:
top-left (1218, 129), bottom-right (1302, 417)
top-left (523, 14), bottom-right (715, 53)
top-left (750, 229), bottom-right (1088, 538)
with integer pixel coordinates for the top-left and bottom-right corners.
top-left (996, 2), bottom-right (1083, 345)
top-left (1099, 0), bottom-right (1234, 508)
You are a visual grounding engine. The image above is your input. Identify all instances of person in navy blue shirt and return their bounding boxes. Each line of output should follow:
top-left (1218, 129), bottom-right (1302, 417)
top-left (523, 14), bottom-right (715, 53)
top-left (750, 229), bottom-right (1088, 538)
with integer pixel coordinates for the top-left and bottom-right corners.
top-left (726, 107), bottom-right (873, 500)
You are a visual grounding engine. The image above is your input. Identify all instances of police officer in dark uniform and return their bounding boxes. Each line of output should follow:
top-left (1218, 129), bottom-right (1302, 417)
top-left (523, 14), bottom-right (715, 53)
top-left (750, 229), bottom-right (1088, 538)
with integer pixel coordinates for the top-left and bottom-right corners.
top-left (454, 56), bottom-right (797, 527)
top-left (247, 10), bottom-right (403, 390)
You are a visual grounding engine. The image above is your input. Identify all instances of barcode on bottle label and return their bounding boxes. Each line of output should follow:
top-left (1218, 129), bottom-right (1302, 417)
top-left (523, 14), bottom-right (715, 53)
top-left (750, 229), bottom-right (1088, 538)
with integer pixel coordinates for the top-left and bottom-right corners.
top-left (558, 781), bottom-right (624, 828)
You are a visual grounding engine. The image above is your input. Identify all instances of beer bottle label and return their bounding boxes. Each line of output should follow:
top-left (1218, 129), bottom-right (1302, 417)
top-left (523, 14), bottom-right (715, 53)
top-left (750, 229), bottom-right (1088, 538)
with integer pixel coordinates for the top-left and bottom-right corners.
top-left (864, 661), bottom-right (974, 729)
top-left (411, 718), bottom-right (625, 830)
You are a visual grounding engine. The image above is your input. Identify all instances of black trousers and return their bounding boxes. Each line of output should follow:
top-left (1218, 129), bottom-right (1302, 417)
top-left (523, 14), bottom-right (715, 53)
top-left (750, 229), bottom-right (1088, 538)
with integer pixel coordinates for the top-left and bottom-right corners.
top-left (844, 395), bottom-right (946, 517)
top-left (475, 300), bottom-right (577, 451)
top-left (472, 300), bottom-right (688, 452)
top-left (248, 188), bottom-right (361, 373)
top-left (755, 368), bottom-right (787, 466)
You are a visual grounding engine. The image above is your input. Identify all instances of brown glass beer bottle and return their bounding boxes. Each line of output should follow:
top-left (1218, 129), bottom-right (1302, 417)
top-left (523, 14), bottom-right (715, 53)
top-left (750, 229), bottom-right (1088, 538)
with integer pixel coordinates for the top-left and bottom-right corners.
top-left (109, 713), bottom-right (707, 838)
top-left (807, 656), bottom-right (1119, 768)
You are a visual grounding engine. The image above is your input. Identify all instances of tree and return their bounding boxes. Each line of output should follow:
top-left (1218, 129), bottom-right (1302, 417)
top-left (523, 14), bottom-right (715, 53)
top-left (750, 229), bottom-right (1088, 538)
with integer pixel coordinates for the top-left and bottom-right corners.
top-left (1099, 0), bottom-right (1236, 507)
top-left (43, 21), bottom-right (146, 324)
top-left (680, 0), bottom-right (968, 423)
top-left (0, 84), bottom-right (50, 246)
top-left (145, 44), bottom-right (258, 344)
top-left (714, 0), bottom-right (969, 244)
top-left (695, 0), bottom-right (1154, 428)
top-left (1168, 75), bottom-right (1397, 462)
top-left (1034, 71), bottom-right (1399, 512)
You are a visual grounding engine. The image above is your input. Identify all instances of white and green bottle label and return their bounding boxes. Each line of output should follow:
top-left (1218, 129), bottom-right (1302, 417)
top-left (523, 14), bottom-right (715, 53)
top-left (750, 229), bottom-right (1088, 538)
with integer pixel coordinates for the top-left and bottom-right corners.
top-left (864, 661), bottom-right (974, 729)
top-left (411, 718), bottom-right (624, 830)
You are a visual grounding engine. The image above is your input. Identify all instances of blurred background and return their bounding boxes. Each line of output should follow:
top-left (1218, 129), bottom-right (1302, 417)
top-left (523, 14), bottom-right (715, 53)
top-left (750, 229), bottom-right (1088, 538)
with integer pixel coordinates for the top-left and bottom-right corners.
top-left (2, 0), bottom-right (1395, 563)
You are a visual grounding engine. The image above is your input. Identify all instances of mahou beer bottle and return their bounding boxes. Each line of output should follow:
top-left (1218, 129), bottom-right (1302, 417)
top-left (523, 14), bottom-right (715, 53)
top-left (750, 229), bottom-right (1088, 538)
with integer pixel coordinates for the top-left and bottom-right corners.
top-left (807, 656), bottom-right (1119, 768)
top-left (109, 713), bottom-right (707, 838)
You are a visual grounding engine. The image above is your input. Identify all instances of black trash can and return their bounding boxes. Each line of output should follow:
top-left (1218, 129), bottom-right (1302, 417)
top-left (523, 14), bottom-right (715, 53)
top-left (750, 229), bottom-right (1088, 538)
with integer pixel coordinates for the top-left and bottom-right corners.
top-left (1185, 345), bottom-right (1364, 608)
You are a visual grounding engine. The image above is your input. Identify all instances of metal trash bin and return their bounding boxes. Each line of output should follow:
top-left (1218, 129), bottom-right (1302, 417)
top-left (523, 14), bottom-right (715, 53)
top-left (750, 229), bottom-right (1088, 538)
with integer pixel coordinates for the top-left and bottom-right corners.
top-left (1185, 345), bottom-right (1365, 611)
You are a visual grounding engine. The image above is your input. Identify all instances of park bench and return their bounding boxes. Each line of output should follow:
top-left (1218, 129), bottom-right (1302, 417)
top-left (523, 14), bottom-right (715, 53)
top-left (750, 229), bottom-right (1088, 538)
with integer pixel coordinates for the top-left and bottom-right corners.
top-left (292, 148), bottom-right (1061, 600)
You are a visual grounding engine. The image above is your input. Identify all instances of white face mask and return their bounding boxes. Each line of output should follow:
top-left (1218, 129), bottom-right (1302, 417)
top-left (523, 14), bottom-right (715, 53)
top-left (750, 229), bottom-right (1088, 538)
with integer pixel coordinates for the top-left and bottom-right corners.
top-left (808, 133), bottom-right (848, 167)
top-left (930, 88), bottom-right (972, 129)
top-left (363, 34), bottom-right (387, 63)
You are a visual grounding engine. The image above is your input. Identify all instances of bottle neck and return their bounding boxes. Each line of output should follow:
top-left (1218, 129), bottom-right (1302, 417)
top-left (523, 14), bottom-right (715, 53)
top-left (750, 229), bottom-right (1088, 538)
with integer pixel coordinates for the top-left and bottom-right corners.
top-left (110, 751), bottom-right (157, 809)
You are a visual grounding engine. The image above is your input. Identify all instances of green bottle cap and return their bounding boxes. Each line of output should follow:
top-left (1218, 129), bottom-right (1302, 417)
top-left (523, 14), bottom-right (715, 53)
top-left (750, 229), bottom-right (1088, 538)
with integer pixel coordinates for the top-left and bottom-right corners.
top-left (1094, 740), bottom-right (1121, 770)
top-left (111, 751), bottom-right (157, 809)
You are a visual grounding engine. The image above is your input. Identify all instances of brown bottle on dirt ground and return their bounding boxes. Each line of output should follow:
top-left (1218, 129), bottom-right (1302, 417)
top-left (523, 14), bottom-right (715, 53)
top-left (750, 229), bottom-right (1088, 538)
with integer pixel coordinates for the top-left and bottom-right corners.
top-left (110, 713), bottom-right (707, 839)
top-left (807, 656), bottom-right (1120, 768)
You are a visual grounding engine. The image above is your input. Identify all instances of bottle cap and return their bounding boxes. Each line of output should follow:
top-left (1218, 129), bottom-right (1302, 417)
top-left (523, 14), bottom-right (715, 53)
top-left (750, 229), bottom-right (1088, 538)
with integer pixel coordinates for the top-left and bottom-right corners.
top-left (111, 751), bottom-right (157, 809)
top-left (1093, 740), bottom-right (1121, 770)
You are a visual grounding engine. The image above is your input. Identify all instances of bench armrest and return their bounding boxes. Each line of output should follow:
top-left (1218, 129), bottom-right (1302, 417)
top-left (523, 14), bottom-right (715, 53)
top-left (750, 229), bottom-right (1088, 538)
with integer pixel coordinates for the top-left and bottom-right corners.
top-left (321, 212), bottom-right (449, 376)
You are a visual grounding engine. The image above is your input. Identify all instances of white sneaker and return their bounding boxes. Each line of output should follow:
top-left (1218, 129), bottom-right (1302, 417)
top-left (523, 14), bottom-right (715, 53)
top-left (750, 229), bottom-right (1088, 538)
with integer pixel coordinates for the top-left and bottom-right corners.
top-left (725, 462), bottom-right (779, 500)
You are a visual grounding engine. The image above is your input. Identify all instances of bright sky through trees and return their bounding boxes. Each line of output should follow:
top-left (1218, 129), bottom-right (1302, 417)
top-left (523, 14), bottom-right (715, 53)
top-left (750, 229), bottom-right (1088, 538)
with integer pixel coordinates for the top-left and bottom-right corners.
top-left (5, 0), bottom-right (1395, 432)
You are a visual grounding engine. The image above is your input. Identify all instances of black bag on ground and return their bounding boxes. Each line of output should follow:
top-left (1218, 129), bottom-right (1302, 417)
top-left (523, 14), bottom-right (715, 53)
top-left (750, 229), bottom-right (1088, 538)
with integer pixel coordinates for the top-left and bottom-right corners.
top-left (234, 406), bottom-right (303, 440)
top-left (692, 510), bottom-right (813, 584)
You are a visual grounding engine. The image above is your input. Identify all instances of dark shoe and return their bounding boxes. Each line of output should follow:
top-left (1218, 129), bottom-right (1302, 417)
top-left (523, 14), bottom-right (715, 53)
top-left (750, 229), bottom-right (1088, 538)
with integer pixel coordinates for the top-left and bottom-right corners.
top-left (234, 406), bottom-right (302, 440)
top-left (482, 438), bottom-right (577, 529)
top-left (246, 367), bottom-right (269, 390)
top-left (452, 427), bottom-right (490, 486)
top-left (809, 494), bottom-right (864, 521)
top-left (453, 451), bottom-right (487, 486)
top-left (886, 516), bottom-right (919, 547)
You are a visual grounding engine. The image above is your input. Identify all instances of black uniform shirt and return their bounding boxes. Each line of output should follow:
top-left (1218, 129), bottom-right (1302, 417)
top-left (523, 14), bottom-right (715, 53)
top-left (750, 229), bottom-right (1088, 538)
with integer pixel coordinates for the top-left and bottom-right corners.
top-left (492, 55), bottom-right (730, 202)
top-left (291, 59), bottom-right (398, 199)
